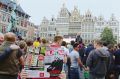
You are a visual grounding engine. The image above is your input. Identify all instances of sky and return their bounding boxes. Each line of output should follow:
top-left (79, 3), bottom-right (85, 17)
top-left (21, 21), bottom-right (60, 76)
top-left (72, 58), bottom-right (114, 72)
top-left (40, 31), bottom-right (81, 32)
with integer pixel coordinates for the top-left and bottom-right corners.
top-left (20, 0), bottom-right (120, 25)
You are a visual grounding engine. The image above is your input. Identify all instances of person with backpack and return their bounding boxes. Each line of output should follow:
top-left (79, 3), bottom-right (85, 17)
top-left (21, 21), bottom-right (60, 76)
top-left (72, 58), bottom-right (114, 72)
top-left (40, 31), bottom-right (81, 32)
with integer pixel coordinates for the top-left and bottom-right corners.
top-left (86, 40), bottom-right (110, 79)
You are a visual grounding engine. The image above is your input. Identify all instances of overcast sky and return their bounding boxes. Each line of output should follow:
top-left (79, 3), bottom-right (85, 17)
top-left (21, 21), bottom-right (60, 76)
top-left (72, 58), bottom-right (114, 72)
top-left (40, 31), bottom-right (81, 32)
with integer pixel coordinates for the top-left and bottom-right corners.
top-left (20, 0), bottom-right (120, 25)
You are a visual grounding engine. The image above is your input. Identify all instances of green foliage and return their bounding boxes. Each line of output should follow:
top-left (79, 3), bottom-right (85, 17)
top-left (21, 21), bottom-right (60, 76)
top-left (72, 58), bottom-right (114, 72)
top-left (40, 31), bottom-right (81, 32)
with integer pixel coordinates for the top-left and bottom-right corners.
top-left (100, 27), bottom-right (115, 44)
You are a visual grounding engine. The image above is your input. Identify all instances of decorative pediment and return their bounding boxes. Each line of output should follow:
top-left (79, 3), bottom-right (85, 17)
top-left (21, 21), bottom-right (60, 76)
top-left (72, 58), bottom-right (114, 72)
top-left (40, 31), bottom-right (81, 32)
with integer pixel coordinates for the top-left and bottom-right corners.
top-left (58, 4), bottom-right (70, 18)
top-left (70, 6), bottom-right (81, 22)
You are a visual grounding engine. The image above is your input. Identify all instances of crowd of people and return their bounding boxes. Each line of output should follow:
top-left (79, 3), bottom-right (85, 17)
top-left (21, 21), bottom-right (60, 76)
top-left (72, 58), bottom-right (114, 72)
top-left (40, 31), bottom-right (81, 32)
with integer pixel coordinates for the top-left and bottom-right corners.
top-left (0, 32), bottom-right (120, 79)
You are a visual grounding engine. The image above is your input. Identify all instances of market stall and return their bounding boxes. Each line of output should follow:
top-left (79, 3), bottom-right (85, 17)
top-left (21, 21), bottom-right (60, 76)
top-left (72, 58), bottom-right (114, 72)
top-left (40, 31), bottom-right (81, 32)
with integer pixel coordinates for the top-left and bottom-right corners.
top-left (24, 45), bottom-right (66, 79)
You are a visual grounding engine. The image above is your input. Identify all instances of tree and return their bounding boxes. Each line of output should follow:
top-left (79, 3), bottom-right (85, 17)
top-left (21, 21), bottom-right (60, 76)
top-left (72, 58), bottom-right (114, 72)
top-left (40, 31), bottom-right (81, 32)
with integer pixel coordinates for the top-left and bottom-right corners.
top-left (100, 27), bottom-right (115, 45)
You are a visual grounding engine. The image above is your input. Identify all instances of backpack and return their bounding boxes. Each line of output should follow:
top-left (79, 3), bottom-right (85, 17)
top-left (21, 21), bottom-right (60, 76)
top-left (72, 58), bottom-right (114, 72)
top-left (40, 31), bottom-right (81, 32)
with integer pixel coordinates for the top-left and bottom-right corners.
top-left (92, 50), bottom-right (110, 78)
top-left (47, 59), bottom-right (63, 77)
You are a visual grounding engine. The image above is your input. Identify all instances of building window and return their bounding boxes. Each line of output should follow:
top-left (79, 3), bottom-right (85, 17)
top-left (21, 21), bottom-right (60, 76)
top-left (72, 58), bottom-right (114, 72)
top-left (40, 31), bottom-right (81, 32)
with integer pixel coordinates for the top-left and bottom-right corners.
top-left (24, 31), bottom-right (26, 37)
top-left (21, 20), bottom-right (23, 26)
top-left (85, 34), bottom-right (87, 38)
top-left (115, 28), bottom-right (117, 32)
top-left (8, 16), bottom-right (10, 23)
top-left (24, 21), bottom-right (27, 27)
top-left (2, 26), bottom-right (6, 33)
top-left (2, 14), bottom-right (6, 22)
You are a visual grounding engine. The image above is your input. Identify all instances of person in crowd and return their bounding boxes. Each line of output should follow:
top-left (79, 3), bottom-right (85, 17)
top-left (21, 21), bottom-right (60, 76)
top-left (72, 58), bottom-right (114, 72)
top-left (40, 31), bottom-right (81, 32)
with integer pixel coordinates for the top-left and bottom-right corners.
top-left (51, 36), bottom-right (63, 47)
top-left (86, 40), bottom-right (110, 79)
top-left (40, 38), bottom-right (49, 55)
top-left (0, 32), bottom-right (24, 79)
top-left (69, 43), bottom-right (87, 79)
top-left (61, 41), bottom-right (69, 56)
top-left (75, 33), bottom-right (82, 44)
top-left (18, 41), bottom-right (27, 72)
top-left (23, 39), bottom-right (34, 67)
top-left (24, 39), bottom-right (33, 58)
top-left (114, 44), bottom-right (118, 51)
top-left (78, 42), bottom-right (85, 64)
top-left (41, 38), bottom-right (48, 45)
top-left (85, 44), bottom-right (94, 57)
top-left (0, 32), bottom-right (4, 45)
top-left (26, 39), bottom-right (33, 47)
top-left (61, 41), bottom-right (70, 79)
top-left (102, 41), bottom-right (108, 51)
top-left (114, 43), bottom-right (120, 79)
top-left (0, 33), bottom-right (20, 61)
top-left (67, 40), bottom-right (75, 53)
top-left (18, 41), bottom-right (27, 57)
top-left (83, 44), bottom-right (94, 65)
top-left (33, 37), bottom-right (41, 47)
top-left (51, 36), bottom-right (67, 63)
top-left (105, 44), bottom-right (115, 79)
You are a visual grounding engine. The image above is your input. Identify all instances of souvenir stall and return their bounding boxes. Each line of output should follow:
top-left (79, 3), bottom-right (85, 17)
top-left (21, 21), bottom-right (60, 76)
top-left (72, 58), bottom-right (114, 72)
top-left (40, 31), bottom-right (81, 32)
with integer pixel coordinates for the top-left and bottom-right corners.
top-left (24, 46), bottom-right (66, 79)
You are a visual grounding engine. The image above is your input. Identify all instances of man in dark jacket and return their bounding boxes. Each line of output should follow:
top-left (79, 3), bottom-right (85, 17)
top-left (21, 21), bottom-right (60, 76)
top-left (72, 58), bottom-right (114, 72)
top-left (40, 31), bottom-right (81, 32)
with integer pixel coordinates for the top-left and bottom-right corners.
top-left (86, 40), bottom-right (110, 79)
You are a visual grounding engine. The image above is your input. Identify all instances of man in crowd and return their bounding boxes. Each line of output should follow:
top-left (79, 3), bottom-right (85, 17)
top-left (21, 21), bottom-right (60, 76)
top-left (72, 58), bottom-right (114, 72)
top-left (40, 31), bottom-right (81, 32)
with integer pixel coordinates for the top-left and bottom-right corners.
top-left (86, 40), bottom-right (110, 79)
top-left (69, 43), bottom-right (86, 79)
top-left (0, 32), bottom-right (24, 79)
top-left (51, 36), bottom-right (63, 47)
top-left (51, 36), bottom-right (67, 63)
